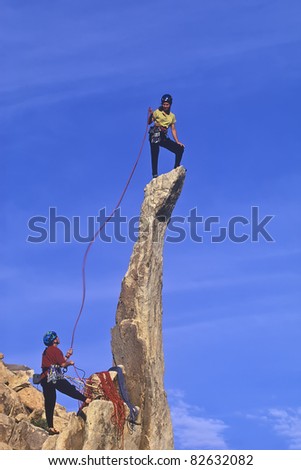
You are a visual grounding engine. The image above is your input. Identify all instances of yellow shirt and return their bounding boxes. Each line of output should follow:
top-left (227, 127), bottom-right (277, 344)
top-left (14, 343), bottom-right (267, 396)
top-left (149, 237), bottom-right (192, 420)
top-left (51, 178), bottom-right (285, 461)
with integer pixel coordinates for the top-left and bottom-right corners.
top-left (153, 108), bottom-right (176, 129)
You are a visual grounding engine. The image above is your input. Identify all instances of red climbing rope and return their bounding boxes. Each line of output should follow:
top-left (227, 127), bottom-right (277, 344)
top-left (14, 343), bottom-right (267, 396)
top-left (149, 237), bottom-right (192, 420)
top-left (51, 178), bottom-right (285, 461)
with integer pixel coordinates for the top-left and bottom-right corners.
top-left (82, 372), bottom-right (126, 443)
top-left (98, 372), bottom-right (126, 437)
top-left (70, 108), bottom-right (151, 349)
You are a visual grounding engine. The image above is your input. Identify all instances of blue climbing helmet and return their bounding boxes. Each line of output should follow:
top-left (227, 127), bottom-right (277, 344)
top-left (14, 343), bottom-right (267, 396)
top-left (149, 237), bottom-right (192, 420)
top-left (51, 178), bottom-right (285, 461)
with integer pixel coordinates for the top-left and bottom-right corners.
top-left (161, 93), bottom-right (173, 105)
top-left (43, 331), bottom-right (58, 346)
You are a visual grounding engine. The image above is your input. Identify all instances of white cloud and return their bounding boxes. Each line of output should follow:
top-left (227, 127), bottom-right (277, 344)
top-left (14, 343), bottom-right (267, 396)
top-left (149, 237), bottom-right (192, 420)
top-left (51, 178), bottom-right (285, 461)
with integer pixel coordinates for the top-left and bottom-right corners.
top-left (168, 390), bottom-right (228, 449)
top-left (267, 408), bottom-right (301, 449)
top-left (248, 408), bottom-right (301, 449)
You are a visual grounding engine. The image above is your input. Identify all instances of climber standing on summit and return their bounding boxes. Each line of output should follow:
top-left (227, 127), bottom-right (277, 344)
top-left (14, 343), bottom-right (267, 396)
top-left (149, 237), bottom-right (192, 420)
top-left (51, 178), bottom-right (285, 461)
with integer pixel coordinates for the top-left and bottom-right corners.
top-left (148, 94), bottom-right (185, 178)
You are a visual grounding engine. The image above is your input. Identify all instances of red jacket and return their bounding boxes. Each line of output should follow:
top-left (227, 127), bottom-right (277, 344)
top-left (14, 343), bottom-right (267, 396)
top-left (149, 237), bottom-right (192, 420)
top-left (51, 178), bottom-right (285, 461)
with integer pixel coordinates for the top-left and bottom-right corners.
top-left (42, 346), bottom-right (65, 369)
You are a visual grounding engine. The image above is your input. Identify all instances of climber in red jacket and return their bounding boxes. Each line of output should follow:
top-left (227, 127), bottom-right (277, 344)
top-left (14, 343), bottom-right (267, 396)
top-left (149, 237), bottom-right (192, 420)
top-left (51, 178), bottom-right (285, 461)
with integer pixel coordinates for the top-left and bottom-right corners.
top-left (148, 94), bottom-right (185, 178)
top-left (40, 331), bottom-right (90, 435)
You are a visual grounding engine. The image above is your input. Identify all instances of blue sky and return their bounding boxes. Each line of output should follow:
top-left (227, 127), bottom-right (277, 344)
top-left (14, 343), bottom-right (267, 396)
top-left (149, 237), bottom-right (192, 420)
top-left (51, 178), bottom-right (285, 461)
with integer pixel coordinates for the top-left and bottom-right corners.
top-left (2, 0), bottom-right (301, 450)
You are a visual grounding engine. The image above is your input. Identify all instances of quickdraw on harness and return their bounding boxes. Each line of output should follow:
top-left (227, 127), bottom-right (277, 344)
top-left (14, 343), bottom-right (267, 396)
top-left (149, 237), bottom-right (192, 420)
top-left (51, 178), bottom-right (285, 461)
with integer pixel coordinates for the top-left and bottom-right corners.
top-left (33, 365), bottom-right (66, 385)
top-left (47, 365), bottom-right (67, 384)
top-left (149, 125), bottom-right (168, 144)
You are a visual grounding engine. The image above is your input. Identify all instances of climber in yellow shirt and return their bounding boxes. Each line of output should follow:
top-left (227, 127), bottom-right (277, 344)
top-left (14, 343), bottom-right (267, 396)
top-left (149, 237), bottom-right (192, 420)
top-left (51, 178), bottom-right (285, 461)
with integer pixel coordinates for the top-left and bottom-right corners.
top-left (148, 94), bottom-right (185, 178)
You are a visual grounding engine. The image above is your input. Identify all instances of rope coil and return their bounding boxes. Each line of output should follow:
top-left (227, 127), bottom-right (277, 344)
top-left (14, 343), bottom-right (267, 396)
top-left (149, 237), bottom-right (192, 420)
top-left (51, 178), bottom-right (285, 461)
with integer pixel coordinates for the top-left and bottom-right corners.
top-left (84, 372), bottom-right (126, 440)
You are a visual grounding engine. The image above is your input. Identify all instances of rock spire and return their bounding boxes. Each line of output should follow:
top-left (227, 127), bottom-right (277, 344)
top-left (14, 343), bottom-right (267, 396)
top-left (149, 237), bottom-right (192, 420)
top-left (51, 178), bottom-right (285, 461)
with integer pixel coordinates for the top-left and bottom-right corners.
top-left (111, 166), bottom-right (186, 449)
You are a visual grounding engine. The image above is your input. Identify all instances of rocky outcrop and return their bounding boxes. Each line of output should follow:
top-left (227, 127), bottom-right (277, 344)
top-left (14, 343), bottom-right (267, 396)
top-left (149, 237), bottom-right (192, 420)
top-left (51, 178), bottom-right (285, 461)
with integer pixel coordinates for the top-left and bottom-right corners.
top-left (111, 166), bottom-right (186, 449)
top-left (43, 371), bottom-right (142, 450)
top-left (0, 355), bottom-right (133, 450)
top-left (0, 356), bottom-right (50, 449)
top-left (0, 167), bottom-right (186, 450)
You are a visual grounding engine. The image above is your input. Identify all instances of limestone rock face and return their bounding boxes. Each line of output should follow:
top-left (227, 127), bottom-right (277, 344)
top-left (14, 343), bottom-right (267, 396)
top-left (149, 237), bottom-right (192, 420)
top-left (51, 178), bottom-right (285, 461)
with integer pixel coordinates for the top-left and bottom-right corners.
top-left (111, 166), bottom-right (186, 449)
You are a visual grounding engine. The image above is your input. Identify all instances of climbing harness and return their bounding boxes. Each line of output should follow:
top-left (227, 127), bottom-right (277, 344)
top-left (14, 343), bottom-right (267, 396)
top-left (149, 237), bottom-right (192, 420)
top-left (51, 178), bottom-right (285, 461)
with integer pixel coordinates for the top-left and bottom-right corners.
top-left (149, 125), bottom-right (168, 144)
top-left (47, 365), bottom-right (67, 384)
top-left (149, 126), bottom-right (161, 144)
top-left (70, 108), bottom-right (151, 349)
top-left (33, 366), bottom-right (65, 386)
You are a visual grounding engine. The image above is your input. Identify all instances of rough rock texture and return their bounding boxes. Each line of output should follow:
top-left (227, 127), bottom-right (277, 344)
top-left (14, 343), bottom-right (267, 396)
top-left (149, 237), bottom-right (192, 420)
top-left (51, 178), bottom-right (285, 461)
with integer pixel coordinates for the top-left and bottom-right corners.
top-left (44, 372), bottom-right (142, 450)
top-left (0, 167), bottom-right (186, 450)
top-left (43, 413), bottom-right (85, 450)
top-left (0, 352), bottom-right (142, 450)
top-left (111, 166), bottom-right (186, 449)
top-left (0, 356), bottom-right (49, 449)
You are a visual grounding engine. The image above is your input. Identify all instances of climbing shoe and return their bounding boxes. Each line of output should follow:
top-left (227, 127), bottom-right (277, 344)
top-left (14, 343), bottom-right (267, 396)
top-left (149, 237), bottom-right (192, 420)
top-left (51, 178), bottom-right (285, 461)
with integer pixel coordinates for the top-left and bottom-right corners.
top-left (48, 428), bottom-right (59, 435)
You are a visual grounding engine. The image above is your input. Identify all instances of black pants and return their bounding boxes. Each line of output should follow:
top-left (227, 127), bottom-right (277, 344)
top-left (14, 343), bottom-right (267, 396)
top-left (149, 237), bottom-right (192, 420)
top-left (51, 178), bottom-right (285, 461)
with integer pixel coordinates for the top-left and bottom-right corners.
top-left (41, 378), bottom-right (86, 428)
top-left (150, 137), bottom-right (184, 176)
